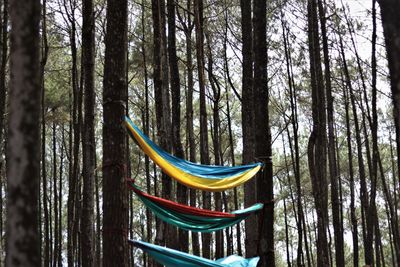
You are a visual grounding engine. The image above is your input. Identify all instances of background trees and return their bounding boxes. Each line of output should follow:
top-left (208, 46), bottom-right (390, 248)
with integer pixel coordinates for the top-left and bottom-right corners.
top-left (0, 0), bottom-right (399, 266)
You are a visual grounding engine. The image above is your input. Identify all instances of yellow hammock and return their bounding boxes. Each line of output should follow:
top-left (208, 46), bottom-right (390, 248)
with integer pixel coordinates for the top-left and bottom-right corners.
top-left (124, 116), bottom-right (262, 191)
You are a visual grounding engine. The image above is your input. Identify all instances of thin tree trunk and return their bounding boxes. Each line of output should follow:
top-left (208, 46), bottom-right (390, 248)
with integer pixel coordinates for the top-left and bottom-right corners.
top-left (66, 1), bottom-right (82, 264)
top-left (52, 120), bottom-right (59, 267)
top-left (225, 90), bottom-right (242, 256)
top-left (182, 0), bottom-right (200, 254)
top-left (366, 1), bottom-right (379, 265)
top-left (281, 13), bottom-right (309, 267)
top-left (151, 0), bottom-right (172, 253)
top-left (6, 0), bottom-right (41, 265)
top-left (0, 6), bottom-right (7, 256)
top-left (40, 0), bottom-right (50, 265)
top-left (194, 0), bottom-right (211, 258)
top-left (81, 0), bottom-right (95, 265)
top-left (167, 0), bottom-right (188, 253)
top-left (206, 32), bottom-right (224, 259)
top-left (140, 1), bottom-right (153, 263)
top-left (307, 0), bottom-right (329, 265)
top-left (58, 126), bottom-right (64, 267)
top-left (102, 0), bottom-right (128, 265)
top-left (343, 80), bottom-right (359, 267)
top-left (317, 1), bottom-right (344, 265)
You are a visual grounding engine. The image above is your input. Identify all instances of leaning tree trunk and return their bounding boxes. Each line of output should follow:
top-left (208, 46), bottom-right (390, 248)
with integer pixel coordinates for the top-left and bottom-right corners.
top-left (6, 0), bottom-right (41, 265)
top-left (306, 0), bottom-right (329, 265)
top-left (252, 1), bottom-right (274, 266)
top-left (81, 0), bottom-right (95, 265)
top-left (102, 0), bottom-right (128, 266)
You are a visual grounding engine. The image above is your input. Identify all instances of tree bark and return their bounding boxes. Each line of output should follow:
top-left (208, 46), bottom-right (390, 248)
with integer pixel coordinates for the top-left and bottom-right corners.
top-left (240, 0), bottom-right (258, 257)
top-left (167, 0), bottom-right (188, 254)
top-left (0, 0), bottom-right (7, 262)
top-left (52, 120), bottom-right (59, 267)
top-left (151, 0), bottom-right (173, 253)
top-left (194, 0), bottom-right (211, 258)
top-left (40, 0), bottom-right (50, 265)
top-left (307, 0), bottom-right (329, 265)
top-left (6, 0), bottom-right (41, 265)
top-left (81, 0), bottom-right (95, 265)
top-left (102, 0), bottom-right (128, 265)
top-left (253, 1), bottom-right (274, 266)
top-left (317, 1), bottom-right (344, 265)
top-left (181, 0), bottom-right (200, 254)
top-left (378, 0), bottom-right (400, 263)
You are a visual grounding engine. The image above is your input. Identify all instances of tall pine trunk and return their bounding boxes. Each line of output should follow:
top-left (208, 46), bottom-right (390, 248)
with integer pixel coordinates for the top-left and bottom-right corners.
top-left (6, 0), bottom-right (41, 265)
top-left (181, 0), bottom-right (200, 254)
top-left (194, 0), bottom-right (211, 258)
top-left (253, 1), bottom-right (274, 266)
top-left (152, 0), bottom-right (173, 253)
top-left (167, 0), bottom-right (188, 253)
top-left (82, 0), bottom-right (95, 265)
top-left (317, 1), bottom-right (344, 265)
top-left (102, 0), bottom-right (128, 265)
top-left (378, 0), bottom-right (400, 263)
top-left (307, 0), bottom-right (329, 265)
top-left (240, 0), bottom-right (257, 257)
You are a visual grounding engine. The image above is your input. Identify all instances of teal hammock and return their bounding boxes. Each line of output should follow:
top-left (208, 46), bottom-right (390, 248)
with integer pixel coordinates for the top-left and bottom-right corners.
top-left (130, 240), bottom-right (260, 267)
top-left (128, 181), bottom-right (264, 233)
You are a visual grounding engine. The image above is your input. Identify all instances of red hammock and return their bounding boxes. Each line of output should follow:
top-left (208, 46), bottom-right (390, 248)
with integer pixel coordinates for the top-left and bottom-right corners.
top-left (128, 180), bottom-right (235, 218)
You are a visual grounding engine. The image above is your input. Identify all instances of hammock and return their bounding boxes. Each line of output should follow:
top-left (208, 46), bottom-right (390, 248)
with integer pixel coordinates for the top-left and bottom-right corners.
top-left (128, 181), bottom-right (263, 233)
top-left (124, 116), bottom-right (262, 191)
top-left (130, 240), bottom-right (260, 267)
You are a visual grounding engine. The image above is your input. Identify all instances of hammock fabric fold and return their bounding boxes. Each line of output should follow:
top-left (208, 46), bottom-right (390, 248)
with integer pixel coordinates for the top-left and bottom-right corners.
top-left (130, 240), bottom-right (260, 267)
top-left (124, 116), bottom-right (262, 191)
top-left (128, 181), bottom-right (264, 233)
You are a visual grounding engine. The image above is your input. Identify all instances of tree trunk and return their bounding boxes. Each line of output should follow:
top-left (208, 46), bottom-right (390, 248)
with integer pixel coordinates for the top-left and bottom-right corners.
top-left (253, 1), bottom-right (274, 266)
top-left (281, 13), bottom-right (310, 267)
top-left (58, 126), bottom-right (65, 267)
top-left (343, 80), bottom-right (359, 267)
top-left (52, 120), bottom-right (59, 267)
top-left (182, 0), bottom-right (200, 254)
top-left (0, 0), bottom-right (7, 263)
top-left (194, 0), bottom-right (211, 258)
top-left (81, 0), bottom-right (95, 265)
top-left (140, 1), bottom-right (153, 264)
top-left (40, 0), bottom-right (50, 265)
top-left (379, 0), bottom-right (400, 211)
top-left (378, 0), bottom-right (400, 264)
top-left (151, 0), bottom-right (173, 253)
top-left (306, 0), bottom-right (329, 265)
top-left (67, 1), bottom-right (82, 264)
top-left (240, 0), bottom-right (257, 258)
top-left (102, 0), bottom-right (128, 265)
top-left (6, 0), bottom-right (41, 265)
top-left (366, 1), bottom-right (379, 265)
top-left (317, 1), bottom-right (344, 265)
top-left (167, 0), bottom-right (188, 254)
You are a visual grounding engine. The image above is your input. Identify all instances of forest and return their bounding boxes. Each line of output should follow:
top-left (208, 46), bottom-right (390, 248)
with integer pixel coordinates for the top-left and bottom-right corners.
top-left (1, 0), bottom-right (400, 266)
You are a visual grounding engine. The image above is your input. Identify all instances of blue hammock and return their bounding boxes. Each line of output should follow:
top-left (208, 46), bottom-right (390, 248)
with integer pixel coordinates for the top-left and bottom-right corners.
top-left (130, 240), bottom-right (259, 267)
top-left (124, 116), bottom-right (262, 191)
